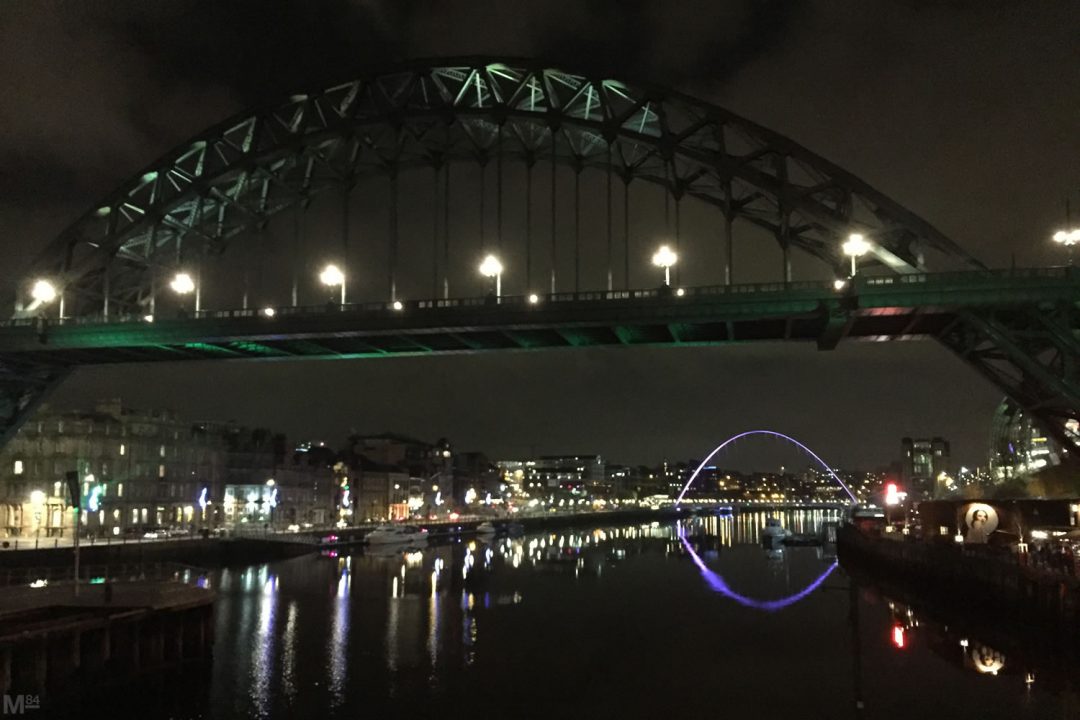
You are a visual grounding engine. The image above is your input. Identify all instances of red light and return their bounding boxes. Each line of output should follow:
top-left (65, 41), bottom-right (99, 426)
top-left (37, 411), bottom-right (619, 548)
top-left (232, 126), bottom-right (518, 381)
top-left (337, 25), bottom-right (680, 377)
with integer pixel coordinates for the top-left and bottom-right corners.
top-left (885, 483), bottom-right (900, 506)
top-left (892, 624), bottom-right (905, 649)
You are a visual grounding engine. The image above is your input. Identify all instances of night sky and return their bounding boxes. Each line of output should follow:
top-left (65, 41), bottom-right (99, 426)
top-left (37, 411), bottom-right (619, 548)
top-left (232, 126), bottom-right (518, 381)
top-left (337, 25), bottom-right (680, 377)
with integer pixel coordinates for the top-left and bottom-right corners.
top-left (1, 1), bottom-right (1077, 470)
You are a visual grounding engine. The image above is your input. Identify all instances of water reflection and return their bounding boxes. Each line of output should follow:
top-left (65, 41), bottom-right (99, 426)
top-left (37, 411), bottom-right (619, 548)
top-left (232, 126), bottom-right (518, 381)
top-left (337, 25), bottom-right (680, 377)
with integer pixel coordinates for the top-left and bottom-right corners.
top-left (678, 523), bottom-right (840, 610)
top-left (174, 509), bottom-right (1077, 719)
top-left (328, 558), bottom-right (350, 707)
top-left (251, 572), bottom-right (277, 716)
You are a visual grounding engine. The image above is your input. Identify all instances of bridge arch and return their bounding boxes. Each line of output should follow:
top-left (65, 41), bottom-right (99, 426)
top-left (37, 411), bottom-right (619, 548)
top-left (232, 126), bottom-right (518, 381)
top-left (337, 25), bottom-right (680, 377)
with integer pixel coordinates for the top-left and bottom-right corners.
top-left (673, 429), bottom-right (858, 505)
top-left (20, 57), bottom-right (980, 319)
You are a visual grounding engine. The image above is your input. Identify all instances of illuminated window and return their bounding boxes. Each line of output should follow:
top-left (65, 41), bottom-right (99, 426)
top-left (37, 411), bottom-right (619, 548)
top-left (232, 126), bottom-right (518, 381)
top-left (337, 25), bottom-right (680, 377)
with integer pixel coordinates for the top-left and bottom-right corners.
top-left (158, 464), bottom-right (166, 478)
top-left (13, 460), bottom-right (23, 475)
top-left (159, 445), bottom-right (166, 458)
top-left (119, 444), bottom-right (126, 456)
top-left (53, 481), bottom-right (61, 497)
top-left (131, 508), bottom-right (138, 523)
top-left (118, 483), bottom-right (124, 497)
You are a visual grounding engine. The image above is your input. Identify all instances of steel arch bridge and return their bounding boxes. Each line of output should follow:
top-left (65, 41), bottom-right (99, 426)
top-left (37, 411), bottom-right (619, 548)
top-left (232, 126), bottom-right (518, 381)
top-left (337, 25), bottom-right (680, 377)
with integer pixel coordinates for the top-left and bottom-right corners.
top-left (1, 58), bottom-right (1078, 455)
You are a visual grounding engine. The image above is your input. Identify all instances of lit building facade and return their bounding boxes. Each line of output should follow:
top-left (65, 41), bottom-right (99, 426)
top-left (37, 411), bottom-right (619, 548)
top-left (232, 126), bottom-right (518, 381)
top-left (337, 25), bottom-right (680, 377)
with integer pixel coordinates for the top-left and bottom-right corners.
top-left (0, 400), bottom-right (225, 538)
top-left (901, 437), bottom-right (950, 497)
top-left (988, 399), bottom-right (1075, 480)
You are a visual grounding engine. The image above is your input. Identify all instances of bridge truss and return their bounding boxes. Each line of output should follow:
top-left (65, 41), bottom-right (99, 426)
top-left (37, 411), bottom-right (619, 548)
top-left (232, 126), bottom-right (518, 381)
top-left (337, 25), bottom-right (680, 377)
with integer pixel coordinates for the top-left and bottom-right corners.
top-left (2, 58), bottom-right (1077, 461)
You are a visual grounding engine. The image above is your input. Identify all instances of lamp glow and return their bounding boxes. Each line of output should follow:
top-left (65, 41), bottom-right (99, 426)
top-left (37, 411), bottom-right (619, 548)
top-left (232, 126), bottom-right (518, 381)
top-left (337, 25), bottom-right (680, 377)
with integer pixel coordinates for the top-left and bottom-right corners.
top-left (319, 264), bottom-right (344, 286)
top-left (1054, 228), bottom-right (1080, 265)
top-left (319, 264), bottom-right (346, 304)
top-left (30, 490), bottom-right (46, 505)
top-left (30, 280), bottom-right (57, 304)
top-left (842, 233), bottom-right (871, 277)
top-left (528, 293), bottom-right (539, 304)
top-left (170, 272), bottom-right (195, 295)
top-left (262, 307), bottom-right (276, 318)
top-left (651, 245), bottom-right (677, 285)
top-left (479, 254), bottom-right (504, 298)
top-left (1053, 229), bottom-right (1080, 246)
top-left (479, 255), bottom-right (503, 278)
top-left (392, 300), bottom-right (403, 311)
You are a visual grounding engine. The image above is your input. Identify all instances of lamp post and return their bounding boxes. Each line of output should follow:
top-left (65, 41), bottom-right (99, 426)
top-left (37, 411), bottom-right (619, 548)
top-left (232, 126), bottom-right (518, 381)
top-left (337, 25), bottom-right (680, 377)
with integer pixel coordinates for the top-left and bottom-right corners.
top-left (170, 271), bottom-right (198, 312)
top-left (652, 245), bottom-right (677, 286)
top-left (1053, 228), bottom-right (1080, 266)
top-left (319, 264), bottom-right (346, 305)
top-left (31, 280), bottom-right (57, 306)
top-left (479, 254), bottom-right (503, 299)
top-left (30, 490), bottom-right (45, 546)
top-left (842, 233), bottom-right (871, 277)
top-left (29, 279), bottom-right (58, 320)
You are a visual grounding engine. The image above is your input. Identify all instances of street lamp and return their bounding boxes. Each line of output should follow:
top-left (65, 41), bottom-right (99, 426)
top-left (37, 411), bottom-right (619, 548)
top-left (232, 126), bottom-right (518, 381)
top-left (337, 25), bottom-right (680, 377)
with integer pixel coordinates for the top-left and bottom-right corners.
top-left (319, 264), bottom-right (346, 304)
top-left (479, 254), bottom-right (503, 298)
top-left (652, 245), bottom-right (677, 286)
top-left (842, 233), bottom-right (871, 277)
top-left (31, 280), bottom-right (57, 305)
top-left (170, 272), bottom-right (195, 295)
top-left (1053, 228), bottom-right (1080, 265)
top-left (170, 271), bottom-right (199, 313)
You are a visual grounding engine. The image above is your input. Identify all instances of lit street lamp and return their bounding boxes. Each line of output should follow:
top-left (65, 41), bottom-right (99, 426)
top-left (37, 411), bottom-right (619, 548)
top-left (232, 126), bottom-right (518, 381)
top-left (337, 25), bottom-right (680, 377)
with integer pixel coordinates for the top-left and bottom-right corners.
top-left (479, 254), bottom-right (503, 299)
top-left (170, 271), bottom-right (200, 312)
top-left (652, 245), bottom-right (677, 286)
top-left (1053, 228), bottom-right (1080, 265)
top-left (842, 233), bottom-right (871, 277)
top-left (31, 280), bottom-right (57, 305)
top-left (319, 264), bottom-right (346, 304)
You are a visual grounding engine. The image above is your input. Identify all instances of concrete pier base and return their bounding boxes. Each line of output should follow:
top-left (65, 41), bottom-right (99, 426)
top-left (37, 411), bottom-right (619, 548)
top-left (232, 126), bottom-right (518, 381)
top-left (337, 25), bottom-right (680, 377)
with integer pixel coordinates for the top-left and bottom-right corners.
top-left (0, 580), bottom-right (213, 696)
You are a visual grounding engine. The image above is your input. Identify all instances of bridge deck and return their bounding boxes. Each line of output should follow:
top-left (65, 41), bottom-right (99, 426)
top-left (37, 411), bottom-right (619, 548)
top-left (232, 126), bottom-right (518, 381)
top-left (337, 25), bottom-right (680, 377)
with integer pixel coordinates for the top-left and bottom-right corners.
top-left (0, 268), bottom-right (1076, 367)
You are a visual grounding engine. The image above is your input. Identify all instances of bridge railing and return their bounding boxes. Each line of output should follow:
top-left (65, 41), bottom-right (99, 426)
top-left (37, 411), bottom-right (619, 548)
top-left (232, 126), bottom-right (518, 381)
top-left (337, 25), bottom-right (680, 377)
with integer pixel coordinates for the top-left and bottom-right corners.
top-left (861, 266), bottom-right (1071, 287)
top-left (3, 266), bottom-right (1075, 328)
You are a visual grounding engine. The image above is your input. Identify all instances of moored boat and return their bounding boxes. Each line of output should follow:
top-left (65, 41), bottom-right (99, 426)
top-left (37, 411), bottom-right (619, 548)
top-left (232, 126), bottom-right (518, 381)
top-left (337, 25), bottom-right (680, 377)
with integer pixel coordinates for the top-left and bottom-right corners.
top-left (366, 524), bottom-right (429, 545)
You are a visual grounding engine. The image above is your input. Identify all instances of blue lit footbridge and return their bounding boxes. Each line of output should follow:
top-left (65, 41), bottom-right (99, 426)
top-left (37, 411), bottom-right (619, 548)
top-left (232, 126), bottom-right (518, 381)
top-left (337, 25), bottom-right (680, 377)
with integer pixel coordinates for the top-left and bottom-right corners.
top-left (2, 58), bottom-right (1079, 450)
top-left (674, 431), bottom-right (847, 611)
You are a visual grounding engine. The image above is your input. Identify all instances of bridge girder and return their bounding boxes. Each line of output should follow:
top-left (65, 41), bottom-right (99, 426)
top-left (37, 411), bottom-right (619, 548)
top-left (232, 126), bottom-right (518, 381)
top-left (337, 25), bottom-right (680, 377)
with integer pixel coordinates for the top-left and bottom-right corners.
top-left (18, 58), bottom-right (981, 321)
top-left (938, 302), bottom-right (1080, 455)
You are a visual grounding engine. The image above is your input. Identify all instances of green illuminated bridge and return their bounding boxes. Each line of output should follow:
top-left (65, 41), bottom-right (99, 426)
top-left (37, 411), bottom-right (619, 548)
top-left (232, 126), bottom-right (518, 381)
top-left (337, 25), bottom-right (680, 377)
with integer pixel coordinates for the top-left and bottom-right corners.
top-left (3, 268), bottom-right (1078, 449)
top-left (2, 57), bottom-right (1078, 455)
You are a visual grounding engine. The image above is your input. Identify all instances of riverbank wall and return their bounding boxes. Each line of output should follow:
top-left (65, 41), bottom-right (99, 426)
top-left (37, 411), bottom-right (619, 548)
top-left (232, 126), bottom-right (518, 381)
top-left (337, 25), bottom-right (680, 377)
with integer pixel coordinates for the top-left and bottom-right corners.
top-left (838, 523), bottom-right (1080, 634)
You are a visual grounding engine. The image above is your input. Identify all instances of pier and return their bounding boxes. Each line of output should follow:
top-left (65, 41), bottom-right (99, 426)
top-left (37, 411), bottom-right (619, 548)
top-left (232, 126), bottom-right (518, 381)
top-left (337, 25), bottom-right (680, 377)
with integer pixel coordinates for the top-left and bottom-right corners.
top-left (0, 564), bottom-right (213, 697)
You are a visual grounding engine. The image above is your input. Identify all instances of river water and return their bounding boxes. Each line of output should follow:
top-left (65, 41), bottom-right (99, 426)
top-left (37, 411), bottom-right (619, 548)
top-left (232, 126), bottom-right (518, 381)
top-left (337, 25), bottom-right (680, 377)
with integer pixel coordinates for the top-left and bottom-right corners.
top-left (58, 510), bottom-right (1079, 719)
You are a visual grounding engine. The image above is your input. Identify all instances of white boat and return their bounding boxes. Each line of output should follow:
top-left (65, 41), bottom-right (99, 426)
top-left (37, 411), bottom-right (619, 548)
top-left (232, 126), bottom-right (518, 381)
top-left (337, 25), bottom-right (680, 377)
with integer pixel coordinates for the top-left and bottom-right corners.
top-left (761, 517), bottom-right (789, 542)
top-left (366, 524), bottom-right (428, 545)
top-left (476, 521), bottom-right (497, 535)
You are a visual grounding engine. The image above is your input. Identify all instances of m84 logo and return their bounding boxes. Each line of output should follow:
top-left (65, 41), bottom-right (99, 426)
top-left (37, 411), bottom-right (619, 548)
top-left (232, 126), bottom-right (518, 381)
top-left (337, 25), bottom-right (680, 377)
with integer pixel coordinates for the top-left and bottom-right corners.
top-left (2, 696), bottom-right (39, 714)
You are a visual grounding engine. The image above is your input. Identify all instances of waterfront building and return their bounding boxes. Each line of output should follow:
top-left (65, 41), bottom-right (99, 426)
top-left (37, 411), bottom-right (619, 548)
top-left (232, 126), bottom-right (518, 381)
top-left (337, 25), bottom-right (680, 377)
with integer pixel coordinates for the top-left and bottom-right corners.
top-left (219, 429), bottom-right (335, 529)
top-left (346, 432), bottom-right (452, 477)
top-left (0, 400), bottom-right (224, 538)
top-left (901, 437), bottom-right (950, 497)
top-left (450, 451), bottom-right (500, 503)
top-left (334, 454), bottom-right (410, 524)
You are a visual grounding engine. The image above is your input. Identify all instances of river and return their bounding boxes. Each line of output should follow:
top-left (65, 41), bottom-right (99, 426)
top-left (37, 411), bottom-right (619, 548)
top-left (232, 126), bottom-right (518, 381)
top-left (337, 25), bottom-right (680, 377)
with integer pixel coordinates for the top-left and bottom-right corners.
top-left (55, 510), bottom-right (1079, 719)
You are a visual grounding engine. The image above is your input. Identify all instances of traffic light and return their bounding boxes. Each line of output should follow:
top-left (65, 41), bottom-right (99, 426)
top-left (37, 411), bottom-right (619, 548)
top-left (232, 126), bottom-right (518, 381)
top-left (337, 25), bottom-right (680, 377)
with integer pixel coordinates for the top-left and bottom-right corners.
top-left (64, 471), bottom-right (81, 510)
